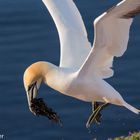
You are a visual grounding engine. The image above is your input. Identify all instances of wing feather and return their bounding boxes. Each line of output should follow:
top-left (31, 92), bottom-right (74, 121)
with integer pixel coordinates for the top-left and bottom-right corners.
top-left (78, 0), bottom-right (140, 79)
top-left (42, 0), bottom-right (91, 69)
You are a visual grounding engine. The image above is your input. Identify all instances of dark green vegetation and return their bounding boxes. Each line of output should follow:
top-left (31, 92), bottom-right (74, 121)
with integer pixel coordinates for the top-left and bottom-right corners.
top-left (109, 131), bottom-right (140, 140)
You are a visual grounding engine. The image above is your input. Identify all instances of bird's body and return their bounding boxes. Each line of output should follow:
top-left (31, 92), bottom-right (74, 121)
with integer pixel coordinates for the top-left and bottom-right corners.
top-left (23, 0), bottom-right (140, 126)
top-left (24, 61), bottom-right (139, 114)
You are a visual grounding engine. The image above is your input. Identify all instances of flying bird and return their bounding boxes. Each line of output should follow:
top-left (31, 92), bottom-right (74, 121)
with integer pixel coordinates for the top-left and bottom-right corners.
top-left (23, 0), bottom-right (140, 128)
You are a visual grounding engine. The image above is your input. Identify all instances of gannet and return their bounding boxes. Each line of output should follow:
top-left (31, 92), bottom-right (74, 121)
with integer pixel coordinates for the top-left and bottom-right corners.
top-left (23, 0), bottom-right (140, 128)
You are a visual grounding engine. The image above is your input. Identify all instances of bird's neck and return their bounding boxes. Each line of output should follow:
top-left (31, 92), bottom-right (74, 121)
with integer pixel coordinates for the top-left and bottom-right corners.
top-left (43, 62), bottom-right (73, 93)
top-left (38, 61), bottom-right (76, 95)
top-left (42, 62), bottom-right (60, 88)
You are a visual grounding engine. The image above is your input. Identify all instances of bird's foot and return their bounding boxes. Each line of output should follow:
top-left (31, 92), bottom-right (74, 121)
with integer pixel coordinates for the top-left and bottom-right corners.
top-left (93, 102), bottom-right (102, 124)
top-left (95, 113), bottom-right (102, 124)
top-left (86, 103), bottom-right (109, 128)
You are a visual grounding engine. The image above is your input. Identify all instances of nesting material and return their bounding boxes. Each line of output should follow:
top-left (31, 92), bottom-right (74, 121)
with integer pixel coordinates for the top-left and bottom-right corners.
top-left (30, 98), bottom-right (62, 126)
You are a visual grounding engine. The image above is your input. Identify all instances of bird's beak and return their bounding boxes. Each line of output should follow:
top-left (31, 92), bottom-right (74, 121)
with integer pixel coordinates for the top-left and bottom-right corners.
top-left (25, 81), bottom-right (62, 125)
top-left (27, 82), bottom-right (38, 114)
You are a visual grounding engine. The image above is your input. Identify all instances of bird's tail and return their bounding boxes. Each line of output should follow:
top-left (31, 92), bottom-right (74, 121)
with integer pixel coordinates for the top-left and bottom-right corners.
top-left (123, 101), bottom-right (140, 114)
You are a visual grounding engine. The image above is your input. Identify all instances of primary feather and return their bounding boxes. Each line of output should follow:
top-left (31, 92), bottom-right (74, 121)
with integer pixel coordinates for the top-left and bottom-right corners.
top-left (79, 0), bottom-right (140, 79)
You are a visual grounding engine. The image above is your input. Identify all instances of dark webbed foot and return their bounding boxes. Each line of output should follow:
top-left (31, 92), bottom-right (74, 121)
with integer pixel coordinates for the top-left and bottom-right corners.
top-left (30, 98), bottom-right (62, 125)
top-left (86, 103), bottom-right (109, 128)
top-left (93, 102), bottom-right (102, 124)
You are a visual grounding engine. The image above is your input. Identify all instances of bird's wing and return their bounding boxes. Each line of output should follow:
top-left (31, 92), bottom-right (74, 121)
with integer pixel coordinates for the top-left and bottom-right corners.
top-left (78, 0), bottom-right (140, 79)
top-left (42, 0), bottom-right (91, 69)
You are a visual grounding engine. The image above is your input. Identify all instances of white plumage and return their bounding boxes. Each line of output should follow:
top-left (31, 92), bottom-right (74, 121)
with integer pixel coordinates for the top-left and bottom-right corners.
top-left (23, 0), bottom-right (140, 125)
top-left (42, 0), bottom-right (91, 70)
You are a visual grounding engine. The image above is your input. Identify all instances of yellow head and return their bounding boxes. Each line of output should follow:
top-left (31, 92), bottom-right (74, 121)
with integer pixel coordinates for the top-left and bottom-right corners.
top-left (23, 61), bottom-right (52, 114)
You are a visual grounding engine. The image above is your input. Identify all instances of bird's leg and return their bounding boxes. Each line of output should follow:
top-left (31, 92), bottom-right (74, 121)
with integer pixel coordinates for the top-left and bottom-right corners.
top-left (86, 103), bottom-right (109, 128)
top-left (92, 102), bottom-right (102, 124)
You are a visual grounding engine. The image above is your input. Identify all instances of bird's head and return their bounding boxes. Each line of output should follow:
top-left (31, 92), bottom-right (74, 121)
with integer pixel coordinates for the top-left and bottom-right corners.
top-left (23, 61), bottom-right (46, 114)
top-left (23, 61), bottom-right (62, 124)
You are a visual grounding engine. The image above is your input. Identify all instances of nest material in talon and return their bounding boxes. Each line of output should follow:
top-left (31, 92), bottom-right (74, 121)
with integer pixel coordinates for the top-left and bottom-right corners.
top-left (30, 98), bottom-right (62, 125)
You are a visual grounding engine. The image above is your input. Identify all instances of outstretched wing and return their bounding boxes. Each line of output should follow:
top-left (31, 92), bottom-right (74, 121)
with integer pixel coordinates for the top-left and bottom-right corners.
top-left (42, 0), bottom-right (91, 69)
top-left (78, 0), bottom-right (140, 79)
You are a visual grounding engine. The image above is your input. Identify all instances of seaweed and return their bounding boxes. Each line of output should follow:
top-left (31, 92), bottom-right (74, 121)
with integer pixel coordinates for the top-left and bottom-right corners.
top-left (30, 98), bottom-right (62, 126)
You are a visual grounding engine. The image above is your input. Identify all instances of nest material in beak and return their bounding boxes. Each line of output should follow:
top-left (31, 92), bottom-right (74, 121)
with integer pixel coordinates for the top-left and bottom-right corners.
top-left (30, 98), bottom-right (62, 126)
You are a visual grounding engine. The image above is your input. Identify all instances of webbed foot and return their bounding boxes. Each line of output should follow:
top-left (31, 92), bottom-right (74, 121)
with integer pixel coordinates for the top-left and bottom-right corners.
top-left (86, 103), bottom-right (109, 128)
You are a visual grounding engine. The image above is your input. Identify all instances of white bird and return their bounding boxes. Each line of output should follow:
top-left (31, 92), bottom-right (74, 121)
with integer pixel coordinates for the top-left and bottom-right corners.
top-left (23, 0), bottom-right (140, 128)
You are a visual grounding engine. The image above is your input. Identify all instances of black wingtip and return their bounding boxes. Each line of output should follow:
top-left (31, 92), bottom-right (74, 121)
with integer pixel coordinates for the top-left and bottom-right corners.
top-left (122, 6), bottom-right (140, 19)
